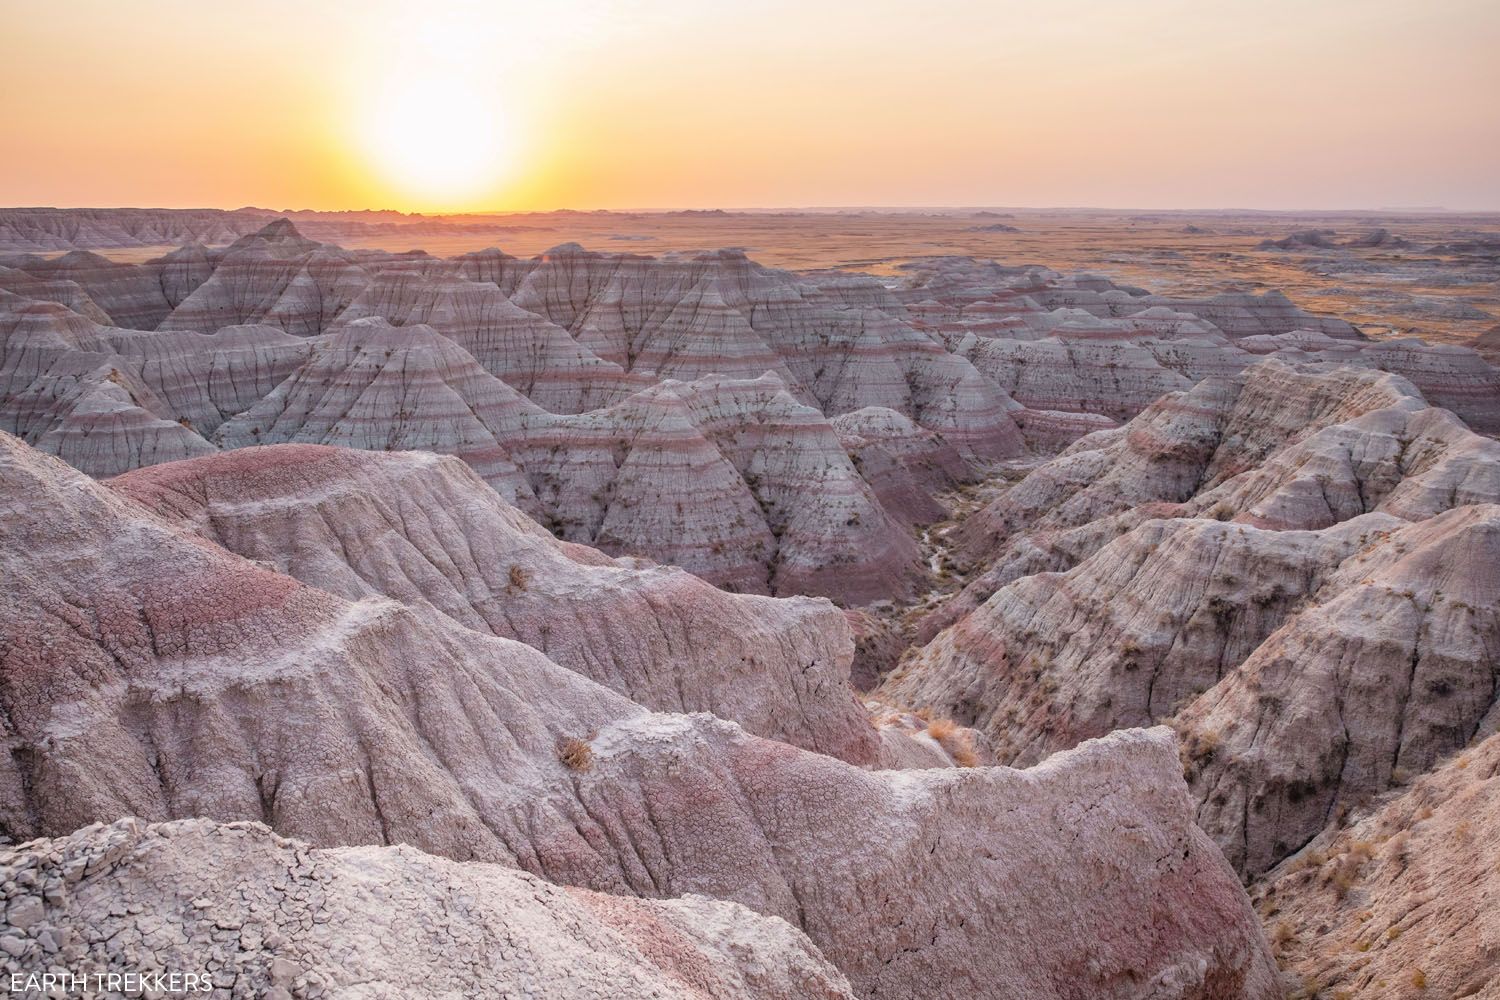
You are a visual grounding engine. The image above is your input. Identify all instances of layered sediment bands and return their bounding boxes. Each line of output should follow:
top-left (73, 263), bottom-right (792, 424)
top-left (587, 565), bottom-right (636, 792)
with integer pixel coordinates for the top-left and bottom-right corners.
top-left (901, 256), bottom-right (1500, 439)
top-left (1253, 731), bottom-right (1500, 997)
top-left (954, 362), bottom-right (1427, 574)
top-left (883, 515), bottom-right (1399, 768)
top-left (334, 268), bottom-right (649, 412)
top-left (110, 444), bottom-right (878, 764)
top-left (0, 432), bottom-right (1278, 999)
top-left (952, 332), bottom-right (1195, 421)
top-left (0, 266), bottom-right (114, 324)
top-left (0, 818), bottom-right (856, 1000)
top-left (833, 406), bottom-right (966, 524)
top-left (1180, 506), bottom-right (1500, 876)
top-left (15, 250), bottom-right (186, 330)
top-left (0, 207), bottom-right (281, 252)
top-left (157, 223), bottom-right (370, 336)
top-left (471, 244), bottom-right (1027, 459)
top-left (891, 360), bottom-right (1500, 876)
top-left (213, 318), bottom-right (541, 499)
top-left (209, 330), bottom-right (923, 602)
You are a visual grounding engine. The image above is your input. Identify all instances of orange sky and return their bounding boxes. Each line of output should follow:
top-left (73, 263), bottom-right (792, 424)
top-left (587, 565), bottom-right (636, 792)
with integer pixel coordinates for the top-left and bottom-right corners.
top-left (4, 0), bottom-right (1498, 213)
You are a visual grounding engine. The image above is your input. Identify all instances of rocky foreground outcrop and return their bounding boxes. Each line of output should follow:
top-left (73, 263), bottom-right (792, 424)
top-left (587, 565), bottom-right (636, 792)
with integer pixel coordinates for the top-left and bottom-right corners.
top-left (0, 818), bottom-right (855, 999)
top-left (0, 430), bottom-right (1278, 998)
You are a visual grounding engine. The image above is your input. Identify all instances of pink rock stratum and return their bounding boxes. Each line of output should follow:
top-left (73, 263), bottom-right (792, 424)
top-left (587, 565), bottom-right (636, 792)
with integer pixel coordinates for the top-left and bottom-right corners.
top-left (5, 210), bottom-right (1500, 996)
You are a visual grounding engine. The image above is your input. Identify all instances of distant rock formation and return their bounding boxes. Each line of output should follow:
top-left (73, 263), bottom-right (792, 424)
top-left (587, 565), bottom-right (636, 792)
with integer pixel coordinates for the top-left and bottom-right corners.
top-left (1257, 230), bottom-right (1340, 251)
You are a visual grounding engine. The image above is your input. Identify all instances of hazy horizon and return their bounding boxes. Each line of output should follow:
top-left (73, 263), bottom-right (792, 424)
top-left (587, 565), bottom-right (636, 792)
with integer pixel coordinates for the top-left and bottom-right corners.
top-left (6, 0), bottom-right (1499, 213)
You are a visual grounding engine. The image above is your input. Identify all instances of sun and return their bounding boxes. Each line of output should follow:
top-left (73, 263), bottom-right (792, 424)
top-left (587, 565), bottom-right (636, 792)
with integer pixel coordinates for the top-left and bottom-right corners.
top-left (358, 74), bottom-right (516, 211)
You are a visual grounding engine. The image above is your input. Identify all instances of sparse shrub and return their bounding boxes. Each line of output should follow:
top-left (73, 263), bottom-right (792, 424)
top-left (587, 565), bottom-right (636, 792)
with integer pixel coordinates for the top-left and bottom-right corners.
top-left (926, 718), bottom-right (957, 743)
top-left (558, 736), bottom-right (594, 772)
top-left (508, 564), bottom-right (531, 592)
top-left (924, 717), bottom-right (980, 767)
top-left (1411, 969), bottom-right (1426, 989)
top-left (1327, 840), bottom-right (1374, 897)
top-left (1270, 920), bottom-right (1294, 951)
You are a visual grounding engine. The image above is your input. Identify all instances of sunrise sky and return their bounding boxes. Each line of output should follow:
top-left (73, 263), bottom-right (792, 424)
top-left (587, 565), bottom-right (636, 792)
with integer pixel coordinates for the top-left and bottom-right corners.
top-left (4, 0), bottom-right (1498, 213)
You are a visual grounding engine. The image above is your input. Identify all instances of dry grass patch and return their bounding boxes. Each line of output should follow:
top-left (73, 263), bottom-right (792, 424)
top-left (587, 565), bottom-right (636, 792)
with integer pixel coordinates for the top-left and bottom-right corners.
top-left (558, 736), bottom-right (594, 772)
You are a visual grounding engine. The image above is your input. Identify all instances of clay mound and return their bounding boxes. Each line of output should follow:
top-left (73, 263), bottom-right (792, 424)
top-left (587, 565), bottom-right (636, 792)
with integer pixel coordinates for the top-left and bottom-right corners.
top-left (214, 317), bottom-right (540, 496)
top-left (0, 431), bottom-right (1279, 997)
top-left (1257, 230), bottom-right (1339, 251)
top-left (334, 268), bottom-right (649, 412)
top-left (1253, 731), bottom-right (1500, 997)
top-left (110, 444), bottom-right (878, 764)
top-left (832, 406), bottom-right (966, 523)
top-left (157, 221), bottom-right (369, 336)
top-left (17, 250), bottom-right (181, 329)
top-left (0, 818), bottom-right (855, 1000)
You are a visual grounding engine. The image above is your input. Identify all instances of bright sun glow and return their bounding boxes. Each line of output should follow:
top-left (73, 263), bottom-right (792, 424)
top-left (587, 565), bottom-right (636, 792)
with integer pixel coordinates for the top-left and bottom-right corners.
top-left (359, 74), bottom-right (516, 209)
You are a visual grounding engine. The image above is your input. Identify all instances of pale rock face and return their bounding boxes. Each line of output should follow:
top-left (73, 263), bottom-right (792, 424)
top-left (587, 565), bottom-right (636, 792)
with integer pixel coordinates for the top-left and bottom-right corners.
top-left (883, 515), bottom-right (1403, 768)
top-left (890, 361), bottom-right (1500, 876)
top-left (1180, 505), bottom-right (1500, 876)
top-left (0, 432), bottom-right (1278, 998)
top-left (949, 328), bottom-right (1196, 420)
top-left (1253, 731), bottom-right (1500, 998)
top-left (110, 444), bottom-right (879, 764)
top-left (0, 818), bottom-right (856, 1000)
top-left (954, 361), bottom-right (1427, 579)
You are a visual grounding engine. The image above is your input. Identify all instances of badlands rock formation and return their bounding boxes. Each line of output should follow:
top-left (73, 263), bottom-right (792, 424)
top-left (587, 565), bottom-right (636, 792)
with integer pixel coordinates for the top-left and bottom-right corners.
top-left (0, 431), bottom-right (1279, 998)
top-left (7, 217), bottom-right (1495, 605)
top-left (0, 818), bottom-right (855, 1000)
top-left (109, 443), bottom-right (878, 763)
top-left (0, 220), bottom-right (1042, 602)
top-left (898, 256), bottom-right (1500, 434)
top-left (1253, 731), bottom-right (1500, 997)
top-left (883, 360), bottom-right (1500, 879)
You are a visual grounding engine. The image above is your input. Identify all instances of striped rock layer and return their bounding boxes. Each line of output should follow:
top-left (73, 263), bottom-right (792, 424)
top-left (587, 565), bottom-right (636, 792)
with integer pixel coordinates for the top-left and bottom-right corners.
top-left (0, 431), bottom-right (1278, 999)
